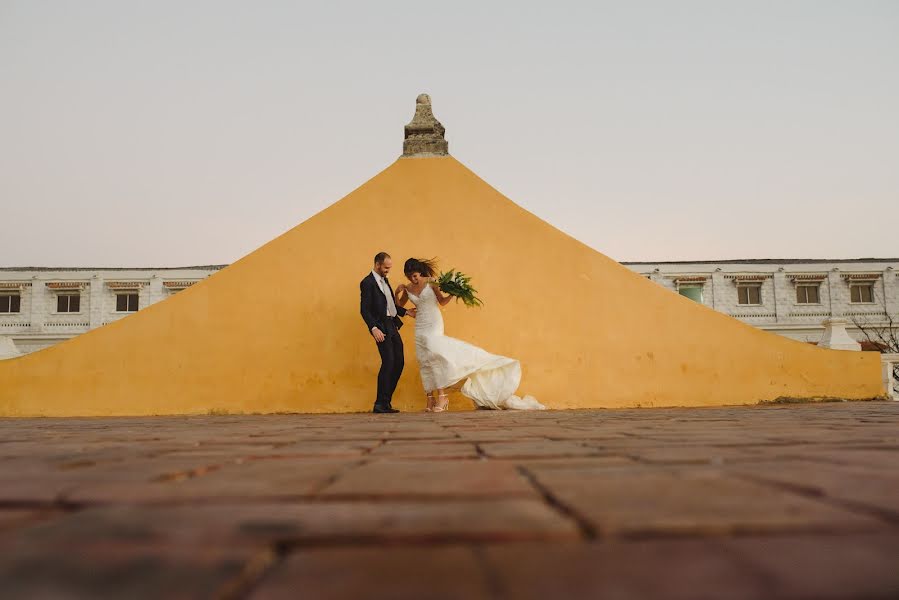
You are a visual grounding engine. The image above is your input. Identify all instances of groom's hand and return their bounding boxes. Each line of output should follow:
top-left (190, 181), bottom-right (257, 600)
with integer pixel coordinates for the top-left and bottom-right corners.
top-left (371, 327), bottom-right (386, 343)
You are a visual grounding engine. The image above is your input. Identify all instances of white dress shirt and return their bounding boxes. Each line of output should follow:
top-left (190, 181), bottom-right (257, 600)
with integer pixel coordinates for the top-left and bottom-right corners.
top-left (371, 270), bottom-right (398, 319)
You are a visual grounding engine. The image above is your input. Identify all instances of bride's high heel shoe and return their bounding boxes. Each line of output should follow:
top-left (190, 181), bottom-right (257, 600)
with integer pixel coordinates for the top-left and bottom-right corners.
top-left (433, 393), bottom-right (449, 413)
top-left (424, 393), bottom-right (436, 412)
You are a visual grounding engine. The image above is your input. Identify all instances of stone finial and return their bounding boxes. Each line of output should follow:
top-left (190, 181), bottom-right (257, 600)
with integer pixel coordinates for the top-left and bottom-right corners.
top-left (402, 93), bottom-right (449, 157)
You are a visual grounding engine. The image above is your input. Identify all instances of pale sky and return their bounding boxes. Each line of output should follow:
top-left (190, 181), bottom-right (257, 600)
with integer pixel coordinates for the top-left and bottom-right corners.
top-left (1, 1), bottom-right (897, 267)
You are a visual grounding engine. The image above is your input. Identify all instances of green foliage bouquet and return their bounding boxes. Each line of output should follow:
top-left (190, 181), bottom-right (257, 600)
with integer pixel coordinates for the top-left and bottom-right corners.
top-left (436, 269), bottom-right (483, 308)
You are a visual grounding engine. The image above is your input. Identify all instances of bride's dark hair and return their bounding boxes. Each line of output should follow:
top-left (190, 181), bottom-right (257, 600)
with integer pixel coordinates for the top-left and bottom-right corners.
top-left (404, 257), bottom-right (437, 278)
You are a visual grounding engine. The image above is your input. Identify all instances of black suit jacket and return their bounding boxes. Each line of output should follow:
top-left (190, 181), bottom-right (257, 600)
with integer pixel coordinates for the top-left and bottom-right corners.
top-left (360, 272), bottom-right (407, 333)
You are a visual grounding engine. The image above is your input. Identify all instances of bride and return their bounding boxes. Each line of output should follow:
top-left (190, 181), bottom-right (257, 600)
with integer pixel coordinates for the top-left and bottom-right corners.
top-left (395, 258), bottom-right (545, 412)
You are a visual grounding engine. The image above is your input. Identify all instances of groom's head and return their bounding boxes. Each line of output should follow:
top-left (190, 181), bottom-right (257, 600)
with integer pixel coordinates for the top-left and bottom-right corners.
top-left (373, 252), bottom-right (392, 277)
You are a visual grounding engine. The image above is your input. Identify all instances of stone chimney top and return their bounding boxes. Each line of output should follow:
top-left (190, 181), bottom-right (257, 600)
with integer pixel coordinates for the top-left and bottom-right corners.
top-left (402, 93), bottom-right (449, 157)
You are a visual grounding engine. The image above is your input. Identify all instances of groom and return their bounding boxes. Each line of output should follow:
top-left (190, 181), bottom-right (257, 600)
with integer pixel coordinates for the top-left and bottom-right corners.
top-left (360, 252), bottom-right (415, 413)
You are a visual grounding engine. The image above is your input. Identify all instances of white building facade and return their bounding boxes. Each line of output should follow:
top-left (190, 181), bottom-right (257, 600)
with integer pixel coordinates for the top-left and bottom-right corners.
top-left (0, 266), bottom-right (224, 355)
top-left (622, 258), bottom-right (899, 345)
top-left (1, 259), bottom-right (897, 356)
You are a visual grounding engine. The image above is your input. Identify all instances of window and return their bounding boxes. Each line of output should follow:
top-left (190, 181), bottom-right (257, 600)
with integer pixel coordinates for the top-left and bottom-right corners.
top-left (116, 293), bottom-right (139, 312)
top-left (850, 283), bottom-right (874, 303)
top-left (796, 284), bottom-right (820, 304)
top-left (0, 293), bottom-right (21, 313)
top-left (57, 294), bottom-right (81, 313)
top-left (737, 284), bottom-right (762, 305)
top-left (678, 286), bottom-right (703, 303)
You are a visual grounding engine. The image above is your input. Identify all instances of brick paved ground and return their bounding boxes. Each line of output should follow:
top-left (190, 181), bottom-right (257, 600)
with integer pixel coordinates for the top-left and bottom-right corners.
top-left (1, 402), bottom-right (898, 599)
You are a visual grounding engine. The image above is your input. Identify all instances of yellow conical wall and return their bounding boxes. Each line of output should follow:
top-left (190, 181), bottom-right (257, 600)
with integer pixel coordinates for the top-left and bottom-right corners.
top-left (0, 157), bottom-right (884, 416)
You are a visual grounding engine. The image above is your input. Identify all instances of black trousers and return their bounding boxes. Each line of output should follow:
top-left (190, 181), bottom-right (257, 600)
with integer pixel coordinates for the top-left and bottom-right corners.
top-left (374, 322), bottom-right (404, 408)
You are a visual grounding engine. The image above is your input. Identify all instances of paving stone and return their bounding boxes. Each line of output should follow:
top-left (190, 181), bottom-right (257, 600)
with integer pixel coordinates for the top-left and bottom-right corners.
top-left (482, 538), bottom-right (768, 599)
top-left (528, 466), bottom-right (882, 536)
top-left (761, 428), bottom-right (898, 445)
top-left (0, 543), bottom-right (250, 600)
top-left (623, 444), bottom-right (773, 465)
top-left (368, 440), bottom-right (479, 459)
top-left (320, 460), bottom-right (537, 498)
top-left (67, 458), bottom-right (356, 502)
top-left (252, 546), bottom-right (492, 600)
top-left (1, 499), bottom-right (578, 548)
top-left (721, 533), bottom-right (899, 599)
top-left (450, 429), bottom-right (548, 442)
top-left (757, 446), bottom-right (899, 470)
top-left (730, 460), bottom-right (899, 518)
top-left (155, 440), bottom-right (378, 459)
top-left (479, 440), bottom-right (599, 458)
top-left (633, 434), bottom-right (781, 447)
top-left (0, 456), bottom-right (248, 502)
top-left (0, 509), bottom-right (49, 532)
top-left (515, 456), bottom-right (639, 470)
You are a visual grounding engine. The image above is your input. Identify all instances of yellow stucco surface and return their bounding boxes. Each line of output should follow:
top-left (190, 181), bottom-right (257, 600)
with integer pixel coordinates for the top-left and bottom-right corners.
top-left (0, 157), bottom-right (885, 416)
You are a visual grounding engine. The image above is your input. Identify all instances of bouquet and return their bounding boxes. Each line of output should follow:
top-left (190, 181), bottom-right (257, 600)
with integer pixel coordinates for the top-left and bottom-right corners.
top-left (436, 269), bottom-right (483, 308)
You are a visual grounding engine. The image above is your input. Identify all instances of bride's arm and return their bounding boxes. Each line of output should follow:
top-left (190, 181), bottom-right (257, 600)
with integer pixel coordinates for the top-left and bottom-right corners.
top-left (429, 280), bottom-right (452, 306)
top-left (395, 283), bottom-right (409, 307)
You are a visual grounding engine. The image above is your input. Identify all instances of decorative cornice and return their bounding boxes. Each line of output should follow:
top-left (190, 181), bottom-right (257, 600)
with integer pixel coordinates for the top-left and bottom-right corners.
top-left (724, 275), bottom-right (771, 283)
top-left (46, 282), bottom-right (88, 291)
top-left (0, 282), bottom-right (31, 290)
top-left (163, 280), bottom-right (198, 290)
top-left (841, 273), bottom-right (881, 281)
top-left (671, 276), bottom-right (708, 284)
top-left (106, 281), bottom-right (146, 290)
top-left (788, 274), bottom-right (827, 283)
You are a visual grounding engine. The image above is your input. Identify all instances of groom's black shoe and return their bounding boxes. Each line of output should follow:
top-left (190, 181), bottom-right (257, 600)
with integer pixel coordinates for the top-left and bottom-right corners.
top-left (373, 404), bottom-right (399, 414)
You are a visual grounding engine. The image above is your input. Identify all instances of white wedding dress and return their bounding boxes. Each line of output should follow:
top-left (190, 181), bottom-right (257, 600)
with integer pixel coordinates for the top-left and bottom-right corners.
top-left (407, 284), bottom-right (545, 410)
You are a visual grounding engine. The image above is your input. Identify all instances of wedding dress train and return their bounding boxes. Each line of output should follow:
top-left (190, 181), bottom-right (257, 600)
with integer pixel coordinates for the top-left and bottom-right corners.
top-left (407, 285), bottom-right (544, 410)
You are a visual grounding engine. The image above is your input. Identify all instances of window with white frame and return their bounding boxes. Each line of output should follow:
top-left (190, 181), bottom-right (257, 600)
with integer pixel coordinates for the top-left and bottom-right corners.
top-left (850, 283), bottom-right (874, 303)
top-left (796, 284), bottom-right (820, 304)
top-left (737, 284), bottom-right (762, 305)
top-left (115, 293), bottom-right (139, 312)
top-left (0, 293), bottom-right (21, 313)
top-left (56, 293), bottom-right (81, 313)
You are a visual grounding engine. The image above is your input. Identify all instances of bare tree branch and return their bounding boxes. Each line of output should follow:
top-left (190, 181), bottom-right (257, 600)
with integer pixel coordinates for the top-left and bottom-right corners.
top-left (846, 288), bottom-right (899, 395)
